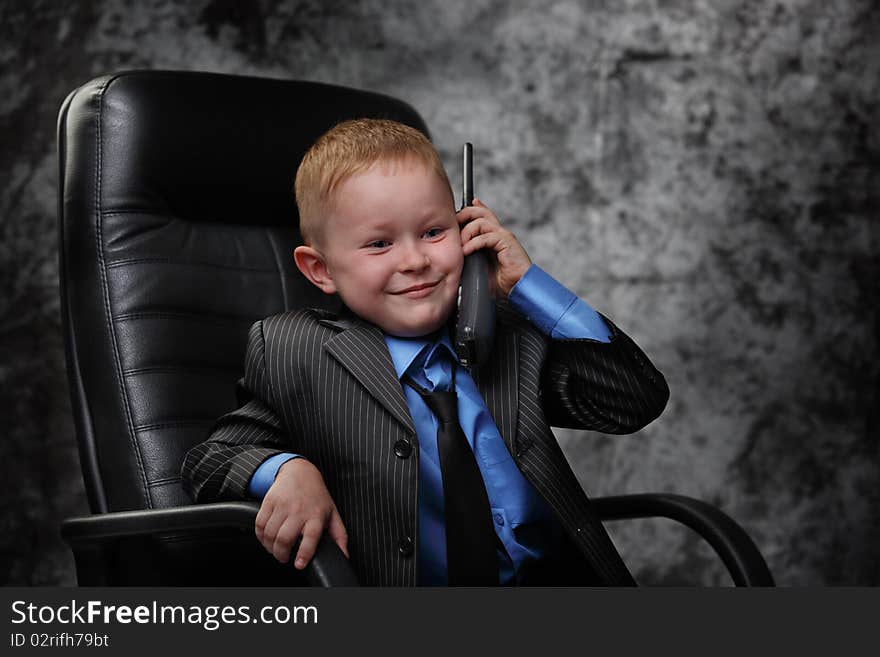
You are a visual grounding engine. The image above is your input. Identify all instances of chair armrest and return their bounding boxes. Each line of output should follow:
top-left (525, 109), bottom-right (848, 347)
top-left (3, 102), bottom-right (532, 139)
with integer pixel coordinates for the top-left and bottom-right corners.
top-left (594, 493), bottom-right (774, 586)
top-left (61, 502), bottom-right (360, 587)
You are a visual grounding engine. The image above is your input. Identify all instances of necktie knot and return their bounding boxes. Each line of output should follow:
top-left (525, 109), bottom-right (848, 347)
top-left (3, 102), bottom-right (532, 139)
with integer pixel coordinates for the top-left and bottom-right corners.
top-left (407, 342), bottom-right (459, 421)
top-left (415, 388), bottom-right (458, 424)
top-left (422, 342), bottom-right (453, 392)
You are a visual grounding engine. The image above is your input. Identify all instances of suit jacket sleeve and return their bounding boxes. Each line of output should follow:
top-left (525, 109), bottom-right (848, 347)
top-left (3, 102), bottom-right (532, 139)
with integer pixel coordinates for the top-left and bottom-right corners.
top-left (181, 320), bottom-right (292, 502)
top-left (540, 313), bottom-right (670, 434)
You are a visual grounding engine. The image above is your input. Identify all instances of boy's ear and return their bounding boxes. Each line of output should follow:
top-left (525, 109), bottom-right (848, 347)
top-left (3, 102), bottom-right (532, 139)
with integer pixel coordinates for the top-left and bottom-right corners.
top-left (293, 245), bottom-right (337, 295)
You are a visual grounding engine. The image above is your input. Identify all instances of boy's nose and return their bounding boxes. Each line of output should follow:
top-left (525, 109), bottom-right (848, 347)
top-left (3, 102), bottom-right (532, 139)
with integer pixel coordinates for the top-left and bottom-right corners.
top-left (398, 244), bottom-right (430, 272)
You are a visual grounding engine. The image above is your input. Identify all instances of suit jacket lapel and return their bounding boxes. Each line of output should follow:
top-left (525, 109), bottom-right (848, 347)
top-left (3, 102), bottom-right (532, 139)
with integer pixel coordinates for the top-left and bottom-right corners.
top-left (321, 310), bottom-right (520, 446)
top-left (474, 324), bottom-right (519, 454)
top-left (323, 319), bottom-right (416, 435)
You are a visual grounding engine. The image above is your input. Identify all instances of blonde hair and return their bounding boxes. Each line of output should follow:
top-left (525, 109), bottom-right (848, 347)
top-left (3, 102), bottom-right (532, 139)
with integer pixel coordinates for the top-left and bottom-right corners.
top-left (294, 118), bottom-right (452, 245)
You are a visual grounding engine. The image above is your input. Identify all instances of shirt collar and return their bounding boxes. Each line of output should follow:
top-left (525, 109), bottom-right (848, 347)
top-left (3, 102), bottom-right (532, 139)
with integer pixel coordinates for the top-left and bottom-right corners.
top-left (384, 330), bottom-right (456, 381)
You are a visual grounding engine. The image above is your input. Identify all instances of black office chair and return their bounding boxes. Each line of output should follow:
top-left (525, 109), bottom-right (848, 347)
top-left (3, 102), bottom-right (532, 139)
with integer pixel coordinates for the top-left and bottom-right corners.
top-left (57, 70), bottom-right (773, 587)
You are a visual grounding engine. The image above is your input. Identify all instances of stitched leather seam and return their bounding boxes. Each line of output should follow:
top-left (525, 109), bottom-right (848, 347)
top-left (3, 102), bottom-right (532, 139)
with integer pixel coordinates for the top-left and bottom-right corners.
top-left (134, 420), bottom-right (214, 431)
top-left (96, 75), bottom-right (152, 509)
top-left (266, 229), bottom-right (290, 309)
top-left (114, 311), bottom-right (252, 324)
top-left (100, 209), bottom-right (184, 217)
top-left (122, 365), bottom-right (240, 376)
top-left (147, 476), bottom-right (182, 487)
top-left (101, 209), bottom-right (293, 225)
top-left (105, 258), bottom-right (284, 274)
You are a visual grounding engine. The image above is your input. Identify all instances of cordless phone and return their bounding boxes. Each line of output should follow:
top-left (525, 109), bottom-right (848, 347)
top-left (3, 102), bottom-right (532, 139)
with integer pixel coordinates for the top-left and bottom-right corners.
top-left (453, 143), bottom-right (496, 369)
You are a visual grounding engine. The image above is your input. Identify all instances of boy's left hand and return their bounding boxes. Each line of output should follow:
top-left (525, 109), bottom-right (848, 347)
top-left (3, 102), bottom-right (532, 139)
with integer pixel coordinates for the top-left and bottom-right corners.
top-left (457, 198), bottom-right (532, 298)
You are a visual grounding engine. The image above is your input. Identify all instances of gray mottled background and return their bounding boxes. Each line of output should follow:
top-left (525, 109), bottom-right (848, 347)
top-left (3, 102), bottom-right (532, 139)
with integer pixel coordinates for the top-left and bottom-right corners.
top-left (1, 0), bottom-right (877, 586)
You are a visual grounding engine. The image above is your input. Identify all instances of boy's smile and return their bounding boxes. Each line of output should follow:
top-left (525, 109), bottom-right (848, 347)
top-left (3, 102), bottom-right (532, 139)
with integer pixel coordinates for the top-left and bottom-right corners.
top-left (294, 158), bottom-right (463, 337)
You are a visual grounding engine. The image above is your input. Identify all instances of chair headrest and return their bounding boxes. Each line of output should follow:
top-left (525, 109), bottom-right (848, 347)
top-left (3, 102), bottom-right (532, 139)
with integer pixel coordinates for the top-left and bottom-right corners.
top-left (73, 70), bottom-right (430, 227)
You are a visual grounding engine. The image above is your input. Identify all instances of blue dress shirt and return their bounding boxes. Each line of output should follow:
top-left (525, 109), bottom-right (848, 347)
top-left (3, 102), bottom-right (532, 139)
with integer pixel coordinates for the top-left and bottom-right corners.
top-left (247, 264), bottom-right (611, 584)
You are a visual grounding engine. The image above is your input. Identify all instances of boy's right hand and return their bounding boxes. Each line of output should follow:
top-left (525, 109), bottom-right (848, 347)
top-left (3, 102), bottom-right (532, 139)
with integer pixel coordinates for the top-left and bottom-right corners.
top-left (254, 458), bottom-right (350, 569)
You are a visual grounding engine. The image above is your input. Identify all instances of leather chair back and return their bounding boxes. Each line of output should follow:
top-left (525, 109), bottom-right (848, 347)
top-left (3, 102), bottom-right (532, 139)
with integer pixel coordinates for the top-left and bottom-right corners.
top-left (58, 70), bottom-right (429, 513)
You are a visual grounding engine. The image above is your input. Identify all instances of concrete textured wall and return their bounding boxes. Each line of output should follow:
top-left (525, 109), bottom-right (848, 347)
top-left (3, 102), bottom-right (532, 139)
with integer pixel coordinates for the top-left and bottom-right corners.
top-left (1, 0), bottom-right (877, 586)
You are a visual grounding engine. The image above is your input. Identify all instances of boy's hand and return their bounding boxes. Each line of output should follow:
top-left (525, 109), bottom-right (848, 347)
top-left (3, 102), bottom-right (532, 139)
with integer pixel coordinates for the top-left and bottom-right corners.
top-left (254, 458), bottom-right (349, 569)
top-left (457, 198), bottom-right (532, 298)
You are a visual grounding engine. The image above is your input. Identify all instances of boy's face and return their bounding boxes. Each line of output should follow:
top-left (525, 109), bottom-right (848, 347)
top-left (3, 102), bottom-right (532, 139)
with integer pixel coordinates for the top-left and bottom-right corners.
top-left (299, 159), bottom-right (463, 337)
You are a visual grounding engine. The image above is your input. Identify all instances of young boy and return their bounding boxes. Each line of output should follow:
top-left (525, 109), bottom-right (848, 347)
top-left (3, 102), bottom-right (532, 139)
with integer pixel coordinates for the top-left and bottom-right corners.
top-left (181, 119), bottom-right (669, 586)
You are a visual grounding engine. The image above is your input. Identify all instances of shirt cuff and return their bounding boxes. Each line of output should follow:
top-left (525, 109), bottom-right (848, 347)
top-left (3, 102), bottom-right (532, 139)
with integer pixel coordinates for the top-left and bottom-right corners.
top-left (247, 453), bottom-right (301, 499)
top-left (508, 264), bottom-right (611, 342)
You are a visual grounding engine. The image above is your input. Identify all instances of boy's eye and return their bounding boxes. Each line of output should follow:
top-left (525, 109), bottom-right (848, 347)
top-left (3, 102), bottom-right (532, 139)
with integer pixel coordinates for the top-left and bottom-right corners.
top-left (367, 240), bottom-right (391, 249)
top-left (423, 227), bottom-right (445, 239)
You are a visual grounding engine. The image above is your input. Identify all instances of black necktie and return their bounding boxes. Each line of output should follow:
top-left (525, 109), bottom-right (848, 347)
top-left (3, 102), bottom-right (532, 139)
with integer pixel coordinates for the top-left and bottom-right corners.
top-left (405, 362), bottom-right (499, 586)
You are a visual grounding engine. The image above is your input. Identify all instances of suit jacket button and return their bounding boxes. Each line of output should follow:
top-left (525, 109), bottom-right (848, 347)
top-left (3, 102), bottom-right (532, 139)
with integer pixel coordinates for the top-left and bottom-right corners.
top-left (394, 439), bottom-right (412, 459)
top-left (398, 536), bottom-right (414, 557)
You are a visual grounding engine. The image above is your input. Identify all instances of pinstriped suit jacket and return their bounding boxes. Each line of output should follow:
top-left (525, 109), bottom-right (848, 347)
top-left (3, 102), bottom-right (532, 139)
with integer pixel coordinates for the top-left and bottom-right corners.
top-left (181, 303), bottom-right (669, 586)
